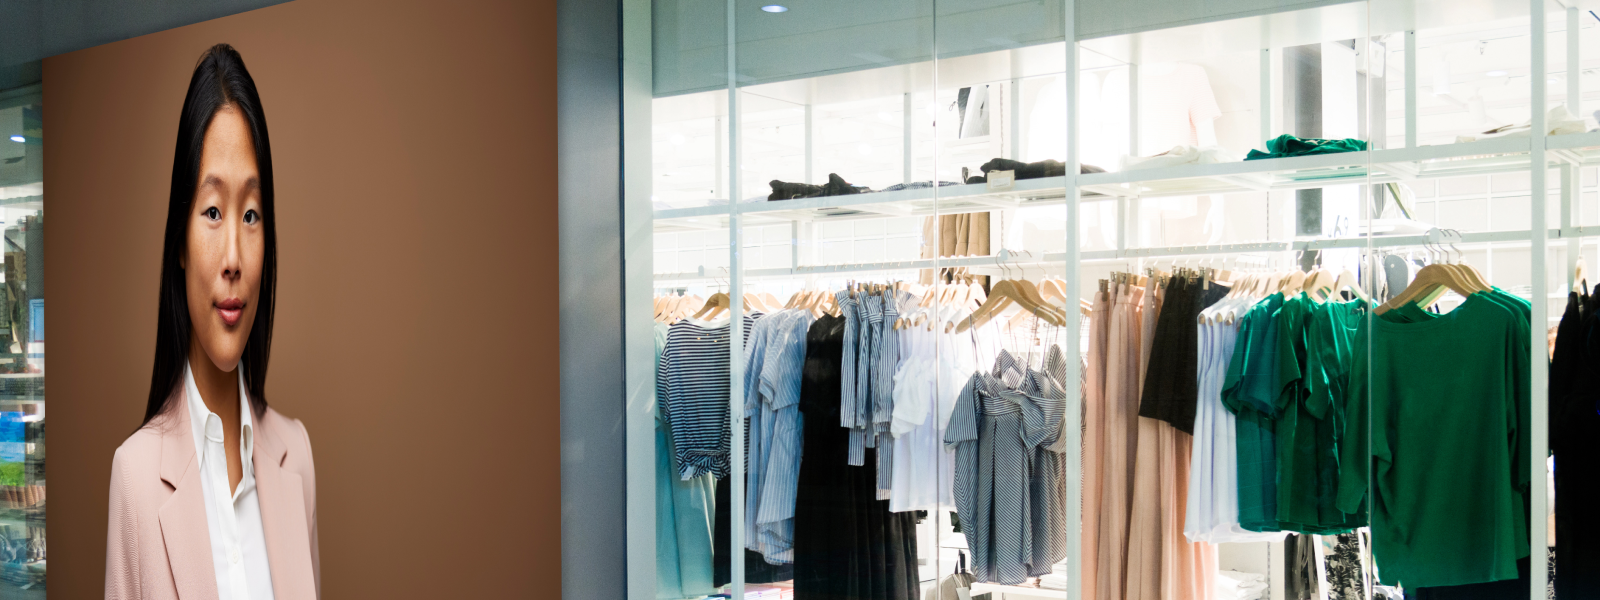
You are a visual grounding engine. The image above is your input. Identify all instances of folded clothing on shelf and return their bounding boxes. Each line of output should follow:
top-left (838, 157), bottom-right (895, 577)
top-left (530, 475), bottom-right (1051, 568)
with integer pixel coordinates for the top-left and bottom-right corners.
top-left (1215, 570), bottom-right (1268, 600)
top-left (768, 173), bottom-right (871, 200)
top-left (1245, 134), bottom-right (1366, 160)
top-left (1037, 573), bottom-right (1068, 591)
top-left (880, 180), bottom-right (962, 192)
top-left (1121, 145), bottom-right (1239, 170)
top-left (1457, 104), bottom-right (1586, 143)
top-left (964, 158), bottom-right (1103, 183)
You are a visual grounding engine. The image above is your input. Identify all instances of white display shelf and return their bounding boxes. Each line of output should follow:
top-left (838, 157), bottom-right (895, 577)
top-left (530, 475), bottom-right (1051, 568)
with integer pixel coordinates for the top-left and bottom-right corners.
top-left (650, 135), bottom-right (1600, 234)
top-left (652, 176), bottom-right (1076, 233)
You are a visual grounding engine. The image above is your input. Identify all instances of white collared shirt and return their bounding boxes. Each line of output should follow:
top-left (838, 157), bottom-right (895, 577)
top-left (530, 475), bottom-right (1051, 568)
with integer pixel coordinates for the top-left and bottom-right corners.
top-left (185, 360), bottom-right (276, 600)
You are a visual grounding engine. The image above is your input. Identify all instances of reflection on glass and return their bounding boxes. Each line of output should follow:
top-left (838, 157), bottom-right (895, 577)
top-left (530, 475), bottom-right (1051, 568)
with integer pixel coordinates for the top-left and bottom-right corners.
top-left (0, 93), bottom-right (44, 599)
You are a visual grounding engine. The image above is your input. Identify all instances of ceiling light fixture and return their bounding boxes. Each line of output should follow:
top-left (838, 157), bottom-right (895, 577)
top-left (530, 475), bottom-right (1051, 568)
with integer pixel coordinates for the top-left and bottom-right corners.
top-left (761, 5), bottom-right (788, 12)
top-left (1486, 70), bottom-right (1508, 77)
top-left (6, 136), bottom-right (21, 143)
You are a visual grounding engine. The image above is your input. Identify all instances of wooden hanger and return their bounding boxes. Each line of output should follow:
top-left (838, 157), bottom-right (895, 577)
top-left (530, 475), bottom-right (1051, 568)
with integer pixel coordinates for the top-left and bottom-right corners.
top-left (1281, 268), bottom-right (1307, 295)
top-left (690, 292), bottom-right (731, 320)
top-left (1301, 268), bottom-right (1336, 303)
top-left (1577, 257), bottom-right (1590, 295)
top-left (1374, 263), bottom-right (1477, 315)
top-left (955, 279), bottom-right (1065, 333)
top-left (1332, 268), bottom-right (1371, 302)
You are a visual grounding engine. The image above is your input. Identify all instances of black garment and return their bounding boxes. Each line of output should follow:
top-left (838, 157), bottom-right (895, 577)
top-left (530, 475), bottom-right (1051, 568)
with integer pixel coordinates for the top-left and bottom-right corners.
top-left (768, 173), bottom-right (870, 200)
top-left (1552, 289), bottom-right (1600, 598)
top-left (792, 315), bottom-right (920, 600)
top-left (714, 476), bottom-right (793, 586)
top-left (1284, 533), bottom-right (1318, 600)
top-left (1138, 277), bottom-right (1230, 434)
top-left (972, 158), bottom-right (1104, 182)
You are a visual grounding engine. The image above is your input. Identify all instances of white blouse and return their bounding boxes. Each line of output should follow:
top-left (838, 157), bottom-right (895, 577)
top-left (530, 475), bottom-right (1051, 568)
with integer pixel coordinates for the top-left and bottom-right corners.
top-left (185, 361), bottom-right (276, 600)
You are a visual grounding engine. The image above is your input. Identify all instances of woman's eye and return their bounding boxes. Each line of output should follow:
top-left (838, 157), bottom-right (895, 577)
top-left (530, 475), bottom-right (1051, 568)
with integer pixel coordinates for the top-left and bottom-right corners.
top-left (203, 207), bottom-right (220, 221)
top-left (244, 210), bottom-right (259, 225)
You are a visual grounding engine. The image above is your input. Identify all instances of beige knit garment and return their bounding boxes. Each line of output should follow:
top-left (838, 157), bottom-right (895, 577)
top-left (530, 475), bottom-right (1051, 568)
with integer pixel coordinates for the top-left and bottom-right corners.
top-left (1124, 279), bottom-right (1217, 600)
top-left (1082, 291), bottom-right (1112, 600)
top-left (1095, 283), bottom-right (1143, 600)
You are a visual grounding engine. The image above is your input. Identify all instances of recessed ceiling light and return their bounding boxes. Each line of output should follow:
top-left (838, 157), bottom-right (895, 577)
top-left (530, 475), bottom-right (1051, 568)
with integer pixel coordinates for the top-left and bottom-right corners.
top-left (761, 5), bottom-right (788, 12)
top-left (6, 136), bottom-right (21, 143)
top-left (1486, 70), bottom-right (1508, 77)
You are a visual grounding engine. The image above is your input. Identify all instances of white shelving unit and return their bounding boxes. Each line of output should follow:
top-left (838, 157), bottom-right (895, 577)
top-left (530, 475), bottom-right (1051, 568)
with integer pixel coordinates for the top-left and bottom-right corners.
top-left (629, 0), bottom-right (1587, 598)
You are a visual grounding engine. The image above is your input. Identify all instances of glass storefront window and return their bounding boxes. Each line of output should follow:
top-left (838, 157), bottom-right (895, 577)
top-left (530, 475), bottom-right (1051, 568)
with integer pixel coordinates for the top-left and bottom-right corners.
top-left (628, 1), bottom-right (1566, 598)
top-left (0, 83), bottom-right (44, 599)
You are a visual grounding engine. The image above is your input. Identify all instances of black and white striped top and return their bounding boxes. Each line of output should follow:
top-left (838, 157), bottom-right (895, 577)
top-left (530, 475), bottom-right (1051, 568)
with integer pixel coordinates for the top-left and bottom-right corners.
top-left (657, 313), bottom-right (761, 480)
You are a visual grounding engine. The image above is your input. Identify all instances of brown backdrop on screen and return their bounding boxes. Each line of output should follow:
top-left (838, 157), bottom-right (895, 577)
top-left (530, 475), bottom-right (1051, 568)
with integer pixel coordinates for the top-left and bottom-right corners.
top-left (44, 0), bottom-right (559, 596)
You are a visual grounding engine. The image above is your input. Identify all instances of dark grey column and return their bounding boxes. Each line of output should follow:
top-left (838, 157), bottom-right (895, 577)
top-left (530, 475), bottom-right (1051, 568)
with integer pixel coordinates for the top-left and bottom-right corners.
top-left (559, 0), bottom-right (627, 598)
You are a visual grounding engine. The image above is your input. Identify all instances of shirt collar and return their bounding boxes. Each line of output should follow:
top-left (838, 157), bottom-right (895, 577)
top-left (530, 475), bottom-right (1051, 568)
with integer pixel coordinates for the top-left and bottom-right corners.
top-left (183, 359), bottom-right (255, 477)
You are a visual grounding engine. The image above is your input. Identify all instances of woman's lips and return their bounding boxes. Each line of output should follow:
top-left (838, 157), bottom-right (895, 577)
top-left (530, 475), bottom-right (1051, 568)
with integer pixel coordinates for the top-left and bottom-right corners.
top-left (216, 298), bottom-right (245, 326)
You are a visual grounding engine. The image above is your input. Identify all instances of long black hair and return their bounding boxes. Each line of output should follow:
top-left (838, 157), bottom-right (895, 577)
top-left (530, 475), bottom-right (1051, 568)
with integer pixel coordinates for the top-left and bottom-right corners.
top-left (142, 43), bottom-right (276, 427)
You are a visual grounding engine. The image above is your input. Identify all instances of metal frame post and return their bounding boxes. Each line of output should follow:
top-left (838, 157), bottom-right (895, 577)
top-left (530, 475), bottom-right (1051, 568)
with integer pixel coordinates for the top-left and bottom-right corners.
top-left (726, 2), bottom-right (745, 597)
top-left (1530, 1), bottom-right (1551, 597)
top-left (622, 0), bottom-right (656, 596)
top-left (1406, 30), bottom-right (1417, 148)
top-left (904, 92), bottom-right (914, 184)
top-left (1064, 1), bottom-right (1084, 598)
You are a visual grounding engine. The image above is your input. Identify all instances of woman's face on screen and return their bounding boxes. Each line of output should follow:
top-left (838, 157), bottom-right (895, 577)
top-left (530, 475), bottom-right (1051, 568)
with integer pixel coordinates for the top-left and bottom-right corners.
top-left (182, 105), bottom-right (265, 372)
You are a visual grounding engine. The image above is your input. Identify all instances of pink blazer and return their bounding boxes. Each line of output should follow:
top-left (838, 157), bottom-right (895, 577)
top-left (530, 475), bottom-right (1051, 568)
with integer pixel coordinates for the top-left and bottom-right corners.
top-left (105, 388), bottom-right (320, 600)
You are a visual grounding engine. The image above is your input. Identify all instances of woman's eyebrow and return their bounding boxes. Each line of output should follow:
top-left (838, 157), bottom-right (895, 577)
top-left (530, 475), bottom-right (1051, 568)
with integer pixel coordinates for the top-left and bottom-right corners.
top-left (198, 174), bottom-right (260, 193)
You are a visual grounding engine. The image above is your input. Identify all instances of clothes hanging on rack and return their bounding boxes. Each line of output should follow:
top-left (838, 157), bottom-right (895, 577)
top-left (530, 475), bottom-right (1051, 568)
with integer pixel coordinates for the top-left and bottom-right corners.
top-left (791, 313), bottom-right (920, 600)
top-left (743, 308), bottom-right (817, 564)
top-left (945, 346), bottom-right (1072, 585)
top-left (885, 303), bottom-right (998, 513)
top-left (1127, 276), bottom-right (1226, 600)
top-left (1082, 288), bottom-right (1113, 600)
top-left (1284, 533), bottom-right (1318, 600)
top-left (1338, 288), bottom-right (1532, 589)
top-left (654, 322), bottom-right (717, 599)
top-left (1323, 531), bottom-right (1370, 600)
top-left (658, 313), bottom-right (761, 480)
top-left (1549, 287), bottom-right (1600, 598)
top-left (1095, 281), bottom-right (1150, 600)
top-left (1274, 296), bottom-right (1367, 535)
top-left (1186, 293), bottom-right (1288, 544)
top-left (1222, 292), bottom-right (1287, 533)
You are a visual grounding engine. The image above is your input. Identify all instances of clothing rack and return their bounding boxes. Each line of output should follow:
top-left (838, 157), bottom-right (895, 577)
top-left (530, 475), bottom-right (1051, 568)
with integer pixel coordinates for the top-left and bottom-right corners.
top-left (653, 227), bottom-right (1600, 284)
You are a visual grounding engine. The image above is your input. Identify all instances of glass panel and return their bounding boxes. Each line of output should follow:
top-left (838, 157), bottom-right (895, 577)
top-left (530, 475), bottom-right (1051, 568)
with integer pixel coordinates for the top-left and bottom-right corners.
top-left (0, 88), bottom-right (44, 600)
top-left (641, 2), bottom-right (1570, 600)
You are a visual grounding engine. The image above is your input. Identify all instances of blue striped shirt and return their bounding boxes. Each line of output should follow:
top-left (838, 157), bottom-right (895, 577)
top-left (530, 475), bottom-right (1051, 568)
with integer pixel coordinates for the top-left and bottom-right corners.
top-left (657, 314), bottom-right (760, 480)
top-left (742, 309), bottom-right (813, 564)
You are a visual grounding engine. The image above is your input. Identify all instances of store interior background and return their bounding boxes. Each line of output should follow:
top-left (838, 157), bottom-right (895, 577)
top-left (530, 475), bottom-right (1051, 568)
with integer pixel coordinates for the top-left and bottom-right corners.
top-left (637, 0), bottom-right (1590, 598)
top-left (4, 0), bottom-right (565, 597)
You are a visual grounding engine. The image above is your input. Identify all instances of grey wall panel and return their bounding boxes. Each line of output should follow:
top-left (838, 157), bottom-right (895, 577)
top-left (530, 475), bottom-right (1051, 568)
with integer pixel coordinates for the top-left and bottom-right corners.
top-left (651, 0), bottom-right (1361, 98)
top-left (559, 0), bottom-right (628, 599)
top-left (0, 0), bottom-right (292, 69)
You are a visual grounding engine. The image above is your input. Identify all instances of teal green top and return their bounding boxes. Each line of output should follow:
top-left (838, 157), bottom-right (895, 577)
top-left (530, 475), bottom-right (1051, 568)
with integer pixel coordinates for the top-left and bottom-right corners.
top-left (1340, 291), bottom-right (1531, 588)
top-left (1245, 134), bottom-right (1368, 160)
top-left (1222, 293), bottom-right (1285, 532)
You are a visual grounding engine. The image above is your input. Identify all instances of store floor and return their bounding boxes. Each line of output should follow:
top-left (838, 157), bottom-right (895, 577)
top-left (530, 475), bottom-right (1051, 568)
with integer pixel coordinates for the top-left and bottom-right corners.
top-left (0, 580), bottom-right (44, 600)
